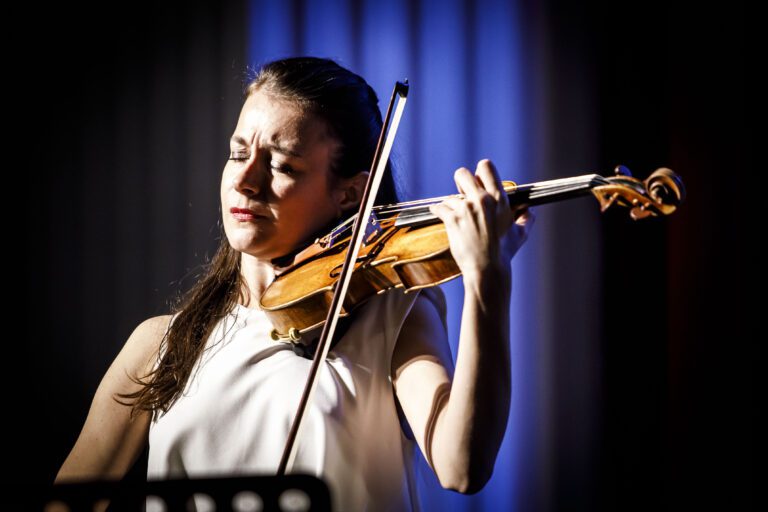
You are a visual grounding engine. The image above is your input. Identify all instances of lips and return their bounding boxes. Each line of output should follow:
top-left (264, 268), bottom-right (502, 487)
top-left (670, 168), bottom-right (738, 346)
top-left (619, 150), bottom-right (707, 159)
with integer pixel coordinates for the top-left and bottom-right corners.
top-left (230, 207), bottom-right (267, 221)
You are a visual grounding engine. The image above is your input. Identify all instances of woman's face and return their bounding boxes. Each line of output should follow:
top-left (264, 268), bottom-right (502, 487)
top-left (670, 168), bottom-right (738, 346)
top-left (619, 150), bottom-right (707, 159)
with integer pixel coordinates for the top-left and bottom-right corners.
top-left (221, 88), bottom-right (347, 261)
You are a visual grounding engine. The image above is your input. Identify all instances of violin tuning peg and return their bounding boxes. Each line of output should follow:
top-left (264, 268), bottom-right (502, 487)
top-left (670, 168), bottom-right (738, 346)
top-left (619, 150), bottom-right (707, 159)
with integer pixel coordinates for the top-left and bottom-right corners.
top-left (614, 165), bottom-right (633, 177)
top-left (599, 192), bottom-right (620, 212)
top-left (630, 205), bottom-right (655, 221)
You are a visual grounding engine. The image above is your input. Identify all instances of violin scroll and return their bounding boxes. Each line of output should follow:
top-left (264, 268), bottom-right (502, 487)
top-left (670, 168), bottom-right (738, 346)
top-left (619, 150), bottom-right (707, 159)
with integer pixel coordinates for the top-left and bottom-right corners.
top-left (647, 167), bottom-right (686, 207)
top-left (592, 165), bottom-right (686, 220)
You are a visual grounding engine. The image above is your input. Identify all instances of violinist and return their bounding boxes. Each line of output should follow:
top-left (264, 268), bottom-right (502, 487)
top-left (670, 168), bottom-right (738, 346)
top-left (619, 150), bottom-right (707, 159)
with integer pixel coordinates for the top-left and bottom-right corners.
top-left (55, 57), bottom-right (535, 511)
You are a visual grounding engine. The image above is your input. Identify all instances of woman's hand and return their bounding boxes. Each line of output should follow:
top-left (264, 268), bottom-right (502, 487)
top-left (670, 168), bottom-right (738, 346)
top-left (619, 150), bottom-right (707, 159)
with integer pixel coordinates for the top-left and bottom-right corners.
top-left (429, 159), bottom-right (535, 283)
top-left (400, 159), bottom-right (534, 492)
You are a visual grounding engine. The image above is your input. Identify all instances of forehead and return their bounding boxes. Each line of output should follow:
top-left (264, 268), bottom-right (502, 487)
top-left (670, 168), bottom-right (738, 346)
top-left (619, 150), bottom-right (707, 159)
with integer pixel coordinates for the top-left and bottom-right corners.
top-left (233, 89), bottom-right (331, 150)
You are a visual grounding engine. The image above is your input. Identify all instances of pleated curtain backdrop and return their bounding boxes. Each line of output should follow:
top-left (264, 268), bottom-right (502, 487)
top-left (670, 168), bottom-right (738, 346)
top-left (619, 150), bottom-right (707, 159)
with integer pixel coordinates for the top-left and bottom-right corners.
top-left (245, 1), bottom-right (600, 510)
top-left (23, 0), bottom-right (751, 510)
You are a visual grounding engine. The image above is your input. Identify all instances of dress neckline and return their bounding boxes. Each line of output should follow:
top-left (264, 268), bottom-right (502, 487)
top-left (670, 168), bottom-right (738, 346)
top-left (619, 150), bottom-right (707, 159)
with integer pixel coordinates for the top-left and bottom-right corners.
top-left (231, 302), bottom-right (263, 316)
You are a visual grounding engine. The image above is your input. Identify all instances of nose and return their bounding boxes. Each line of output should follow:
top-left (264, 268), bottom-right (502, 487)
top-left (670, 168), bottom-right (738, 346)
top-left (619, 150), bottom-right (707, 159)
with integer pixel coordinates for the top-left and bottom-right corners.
top-left (231, 151), bottom-right (266, 197)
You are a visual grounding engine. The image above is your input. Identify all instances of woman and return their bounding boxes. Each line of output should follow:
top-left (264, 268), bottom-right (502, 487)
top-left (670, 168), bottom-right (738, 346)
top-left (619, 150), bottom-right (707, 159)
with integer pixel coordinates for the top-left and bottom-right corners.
top-left (55, 57), bottom-right (534, 511)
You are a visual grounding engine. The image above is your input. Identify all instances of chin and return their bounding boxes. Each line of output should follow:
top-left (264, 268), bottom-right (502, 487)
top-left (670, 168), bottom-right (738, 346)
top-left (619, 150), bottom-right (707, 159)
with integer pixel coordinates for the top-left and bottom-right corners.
top-left (224, 231), bottom-right (256, 252)
top-left (224, 224), bottom-right (266, 250)
top-left (226, 238), bottom-right (281, 260)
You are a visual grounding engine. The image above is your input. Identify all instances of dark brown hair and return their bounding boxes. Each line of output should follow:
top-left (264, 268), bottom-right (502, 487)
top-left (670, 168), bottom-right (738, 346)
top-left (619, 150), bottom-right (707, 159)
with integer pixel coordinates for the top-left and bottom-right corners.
top-left (118, 57), bottom-right (399, 416)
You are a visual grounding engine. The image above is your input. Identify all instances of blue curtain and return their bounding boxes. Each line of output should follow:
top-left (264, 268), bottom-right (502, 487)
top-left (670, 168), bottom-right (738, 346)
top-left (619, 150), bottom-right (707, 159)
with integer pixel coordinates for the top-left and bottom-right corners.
top-left (247, 1), bottom-right (544, 509)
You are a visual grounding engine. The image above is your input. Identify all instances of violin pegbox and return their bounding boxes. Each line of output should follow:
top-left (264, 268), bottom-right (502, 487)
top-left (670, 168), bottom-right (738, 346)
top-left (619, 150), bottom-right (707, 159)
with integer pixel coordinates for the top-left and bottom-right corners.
top-left (591, 165), bottom-right (686, 220)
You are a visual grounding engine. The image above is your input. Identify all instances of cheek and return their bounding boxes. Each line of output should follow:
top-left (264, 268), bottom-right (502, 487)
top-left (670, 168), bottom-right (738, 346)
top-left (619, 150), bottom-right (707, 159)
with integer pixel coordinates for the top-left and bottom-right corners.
top-left (220, 169), bottom-right (236, 232)
top-left (220, 165), bottom-right (232, 199)
top-left (269, 175), bottom-right (316, 212)
top-left (270, 178), bottom-right (294, 198)
top-left (220, 163), bottom-right (246, 211)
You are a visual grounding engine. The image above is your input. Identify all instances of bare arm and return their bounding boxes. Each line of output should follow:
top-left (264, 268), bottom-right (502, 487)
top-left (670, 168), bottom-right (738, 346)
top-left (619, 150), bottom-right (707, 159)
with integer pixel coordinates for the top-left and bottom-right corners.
top-left (392, 160), bottom-right (534, 494)
top-left (55, 315), bottom-right (172, 483)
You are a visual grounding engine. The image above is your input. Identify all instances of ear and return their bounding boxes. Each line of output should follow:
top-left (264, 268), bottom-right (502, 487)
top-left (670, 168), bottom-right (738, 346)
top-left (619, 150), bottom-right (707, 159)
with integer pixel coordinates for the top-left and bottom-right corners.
top-left (333, 171), bottom-right (369, 214)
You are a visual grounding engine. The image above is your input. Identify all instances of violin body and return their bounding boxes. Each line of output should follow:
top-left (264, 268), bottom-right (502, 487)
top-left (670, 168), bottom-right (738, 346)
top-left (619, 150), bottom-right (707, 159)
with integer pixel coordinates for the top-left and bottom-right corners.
top-left (262, 166), bottom-right (686, 341)
top-left (262, 219), bottom-right (458, 338)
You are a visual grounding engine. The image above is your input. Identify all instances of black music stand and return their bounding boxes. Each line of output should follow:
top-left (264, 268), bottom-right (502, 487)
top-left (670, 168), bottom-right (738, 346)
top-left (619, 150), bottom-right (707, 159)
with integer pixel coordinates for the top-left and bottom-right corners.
top-left (29, 474), bottom-right (331, 511)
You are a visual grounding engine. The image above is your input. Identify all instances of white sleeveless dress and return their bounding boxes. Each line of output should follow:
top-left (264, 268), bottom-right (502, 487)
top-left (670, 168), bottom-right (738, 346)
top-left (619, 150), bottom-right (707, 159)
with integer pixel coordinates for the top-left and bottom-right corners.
top-left (147, 288), bottom-right (423, 511)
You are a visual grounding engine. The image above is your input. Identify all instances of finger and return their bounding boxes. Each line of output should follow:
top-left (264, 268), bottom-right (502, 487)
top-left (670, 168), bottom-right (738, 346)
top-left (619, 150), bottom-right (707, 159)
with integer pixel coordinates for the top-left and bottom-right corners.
top-left (514, 210), bottom-right (535, 244)
top-left (454, 167), bottom-right (483, 202)
top-left (441, 196), bottom-right (465, 211)
top-left (429, 199), bottom-right (460, 214)
top-left (511, 203), bottom-right (529, 218)
top-left (429, 202), bottom-right (459, 226)
top-left (475, 159), bottom-right (507, 205)
top-left (514, 207), bottom-right (535, 225)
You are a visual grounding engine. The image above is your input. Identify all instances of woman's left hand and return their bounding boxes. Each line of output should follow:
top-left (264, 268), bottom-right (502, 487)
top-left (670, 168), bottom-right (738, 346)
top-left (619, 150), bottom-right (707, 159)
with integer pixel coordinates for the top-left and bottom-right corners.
top-left (429, 159), bottom-right (535, 282)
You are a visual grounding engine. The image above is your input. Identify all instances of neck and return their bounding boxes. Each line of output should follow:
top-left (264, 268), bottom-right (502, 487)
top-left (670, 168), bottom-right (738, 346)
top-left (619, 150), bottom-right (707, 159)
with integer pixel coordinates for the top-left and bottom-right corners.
top-left (239, 254), bottom-right (277, 309)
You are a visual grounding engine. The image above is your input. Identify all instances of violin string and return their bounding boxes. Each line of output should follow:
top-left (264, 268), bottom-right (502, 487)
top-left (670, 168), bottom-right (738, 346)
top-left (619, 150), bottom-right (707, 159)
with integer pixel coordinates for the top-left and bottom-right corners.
top-left (376, 198), bottom-right (450, 216)
top-left (376, 177), bottom-right (585, 215)
top-left (329, 197), bottom-right (451, 239)
top-left (326, 201), bottom-right (435, 242)
top-left (377, 194), bottom-right (461, 210)
top-left (380, 177), bottom-right (601, 220)
top-left (326, 176), bottom-right (602, 240)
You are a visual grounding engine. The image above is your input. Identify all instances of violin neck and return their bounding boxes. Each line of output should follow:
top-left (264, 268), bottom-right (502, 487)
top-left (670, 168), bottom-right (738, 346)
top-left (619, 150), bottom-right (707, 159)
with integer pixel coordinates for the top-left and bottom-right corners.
top-left (505, 174), bottom-right (608, 206)
top-left (392, 174), bottom-right (608, 228)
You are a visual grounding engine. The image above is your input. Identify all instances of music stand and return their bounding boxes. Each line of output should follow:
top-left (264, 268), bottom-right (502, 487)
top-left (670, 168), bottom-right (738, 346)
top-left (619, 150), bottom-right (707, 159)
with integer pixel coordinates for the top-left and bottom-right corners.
top-left (31, 473), bottom-right (331, 511)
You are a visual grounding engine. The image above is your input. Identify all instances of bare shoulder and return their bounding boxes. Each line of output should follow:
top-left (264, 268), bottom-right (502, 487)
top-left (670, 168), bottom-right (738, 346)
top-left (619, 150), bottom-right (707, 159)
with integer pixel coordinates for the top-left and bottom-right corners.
top-left (131, 314), bottom-right (174, 343)
top-left (91, 314), bottom-right (174, 404)
top-left (116, 314), bottom-right (174, 378)
top-left (55, 314), bottom-right (174, 483)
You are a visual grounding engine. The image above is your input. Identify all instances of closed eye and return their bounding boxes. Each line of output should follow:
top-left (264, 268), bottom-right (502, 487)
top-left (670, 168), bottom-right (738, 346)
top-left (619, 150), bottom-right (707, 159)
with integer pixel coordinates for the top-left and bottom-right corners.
top-left (270, 161), bottom-right (296, 175)
top-left (229, 151), bottom-right (250, 162)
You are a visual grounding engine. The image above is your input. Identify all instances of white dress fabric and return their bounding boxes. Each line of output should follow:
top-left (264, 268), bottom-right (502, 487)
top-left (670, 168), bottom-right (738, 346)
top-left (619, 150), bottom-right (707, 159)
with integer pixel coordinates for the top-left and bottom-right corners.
top-left (147, 288), bottom-right (422, 511)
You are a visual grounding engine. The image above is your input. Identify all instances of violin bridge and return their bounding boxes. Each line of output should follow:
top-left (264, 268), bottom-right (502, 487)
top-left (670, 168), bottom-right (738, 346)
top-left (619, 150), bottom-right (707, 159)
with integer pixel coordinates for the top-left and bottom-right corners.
top-left (363, 212), bottom-right (383, 246)
top-left (320, 212), bottom-right (383, 248)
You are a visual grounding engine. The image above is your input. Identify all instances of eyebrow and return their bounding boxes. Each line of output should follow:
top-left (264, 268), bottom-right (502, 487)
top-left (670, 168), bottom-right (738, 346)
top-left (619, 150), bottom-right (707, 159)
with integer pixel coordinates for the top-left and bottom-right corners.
top-left (229, 135), bottom-right (303, 158)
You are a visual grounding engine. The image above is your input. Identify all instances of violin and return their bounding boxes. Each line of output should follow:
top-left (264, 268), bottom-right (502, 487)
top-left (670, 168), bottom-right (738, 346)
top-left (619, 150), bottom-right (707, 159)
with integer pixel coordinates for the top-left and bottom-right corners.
top-left (263, 164), bottom-right (686, 342)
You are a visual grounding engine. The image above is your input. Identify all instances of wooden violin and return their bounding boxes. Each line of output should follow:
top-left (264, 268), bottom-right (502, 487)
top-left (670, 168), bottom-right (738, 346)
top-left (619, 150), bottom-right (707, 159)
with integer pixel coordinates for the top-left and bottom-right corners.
top-left (263, 164), bottom-right (685, 342)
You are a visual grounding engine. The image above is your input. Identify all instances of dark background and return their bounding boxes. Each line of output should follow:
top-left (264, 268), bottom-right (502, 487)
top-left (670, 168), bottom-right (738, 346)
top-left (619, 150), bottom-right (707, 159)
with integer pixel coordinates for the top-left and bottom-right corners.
top-left (11, 0), bottom-right (753, 510)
